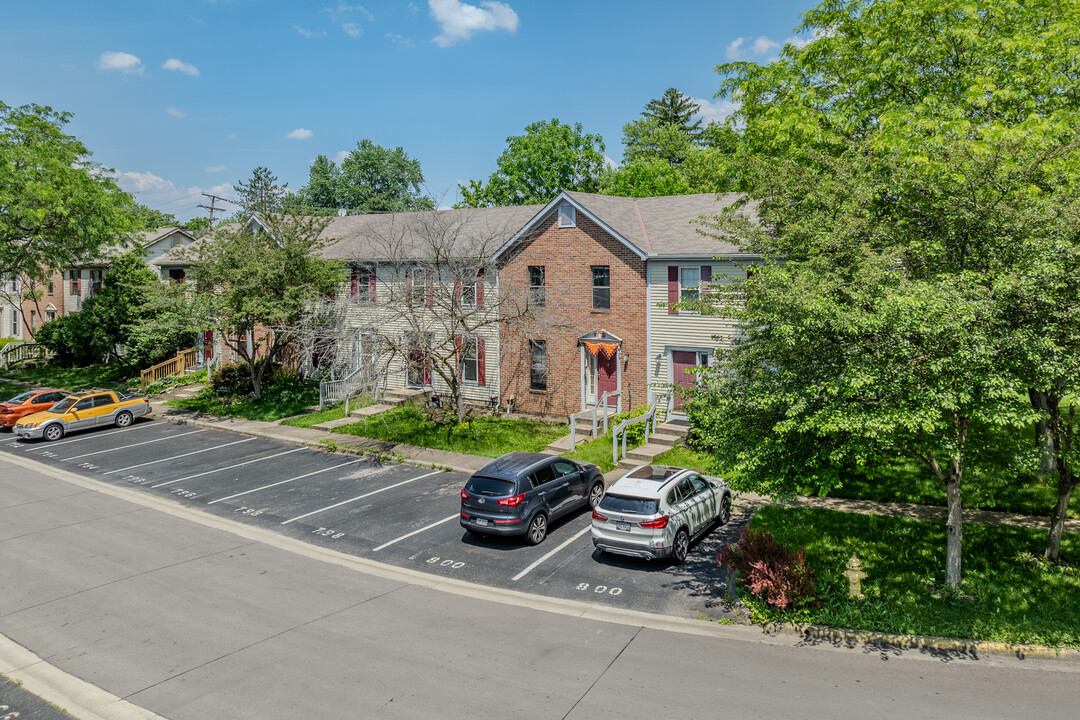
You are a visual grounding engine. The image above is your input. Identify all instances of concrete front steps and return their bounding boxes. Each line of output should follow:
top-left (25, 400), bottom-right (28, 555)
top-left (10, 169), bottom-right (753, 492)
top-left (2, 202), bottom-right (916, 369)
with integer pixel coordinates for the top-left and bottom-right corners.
top-left (310, 387), bottom-right (431, 431)
top-left (616, 418), bottom-right (691, 470)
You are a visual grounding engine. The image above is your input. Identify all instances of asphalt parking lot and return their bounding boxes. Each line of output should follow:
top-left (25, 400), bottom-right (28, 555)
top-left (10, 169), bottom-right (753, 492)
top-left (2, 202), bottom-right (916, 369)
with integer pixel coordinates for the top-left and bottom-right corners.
top-left (1, 418), bottom-right (744, 619)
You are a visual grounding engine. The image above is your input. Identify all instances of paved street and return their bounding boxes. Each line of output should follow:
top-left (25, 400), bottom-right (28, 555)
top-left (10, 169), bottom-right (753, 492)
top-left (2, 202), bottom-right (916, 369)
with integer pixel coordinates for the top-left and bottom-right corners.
top-left (1, 435), bottom-right (1078, 720)
top-left (0, 418), bottom-right (743, 620)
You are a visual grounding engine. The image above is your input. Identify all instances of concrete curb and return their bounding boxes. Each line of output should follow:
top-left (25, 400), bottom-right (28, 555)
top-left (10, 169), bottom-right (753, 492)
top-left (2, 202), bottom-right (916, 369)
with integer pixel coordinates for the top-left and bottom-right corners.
top-left (762, 621), bottom-right (1080, 663)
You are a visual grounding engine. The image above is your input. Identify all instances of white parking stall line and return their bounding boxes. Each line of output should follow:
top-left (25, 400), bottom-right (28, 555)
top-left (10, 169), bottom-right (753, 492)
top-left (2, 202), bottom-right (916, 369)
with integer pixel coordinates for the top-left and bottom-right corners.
top-left (207, 458), bottom-right (366, 505)
top-left (511, 524), bottom-right (592, 582)
top-left (280, 470), bottom-right (442, 526)
top-left (372, 513), bottom-right (459, 551)
top-left (150, 447), bottom-right (306, 488)
top-left (102, 437), bottom-right (255, 475)
top-left (23, 423), bottom-right (155, 449)
top-left (63, 430), bottom-right (205, 461)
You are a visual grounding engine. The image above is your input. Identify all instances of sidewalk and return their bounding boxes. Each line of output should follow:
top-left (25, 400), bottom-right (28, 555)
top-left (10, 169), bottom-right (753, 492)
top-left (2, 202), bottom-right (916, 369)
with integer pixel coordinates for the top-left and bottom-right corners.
top-left (148, 400), bottom-right (1079, 533)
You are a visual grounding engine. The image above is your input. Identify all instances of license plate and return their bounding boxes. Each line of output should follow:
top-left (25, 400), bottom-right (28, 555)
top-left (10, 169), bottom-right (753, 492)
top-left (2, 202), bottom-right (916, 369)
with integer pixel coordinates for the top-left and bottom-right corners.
top-left (475, 518), bottom-right (490, 527)
top-left (615, 521), bottom-right (631, 532)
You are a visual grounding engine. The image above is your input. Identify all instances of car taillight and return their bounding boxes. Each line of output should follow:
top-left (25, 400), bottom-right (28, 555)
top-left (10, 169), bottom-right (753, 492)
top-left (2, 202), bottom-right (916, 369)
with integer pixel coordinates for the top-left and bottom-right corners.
top-left (497, 493), bottom-right (524, 507)
top-left (0, 408), bottom-right (12, 414)
top-left (460, 489), bottom-right (470, 500)
top-left (640, 516), bottom-right (669, 529)
top-left (592, 509), bottom-right (608, 522)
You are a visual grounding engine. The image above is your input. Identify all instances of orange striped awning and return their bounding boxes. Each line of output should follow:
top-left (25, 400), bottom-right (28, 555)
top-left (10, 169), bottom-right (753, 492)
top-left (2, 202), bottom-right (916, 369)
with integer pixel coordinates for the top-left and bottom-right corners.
top-left (583, 341), bottom-right (619, 358)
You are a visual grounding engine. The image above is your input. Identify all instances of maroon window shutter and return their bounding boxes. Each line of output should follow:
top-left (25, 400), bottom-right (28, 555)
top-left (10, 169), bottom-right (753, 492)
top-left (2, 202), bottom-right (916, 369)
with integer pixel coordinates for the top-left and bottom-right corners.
top-left (667, 265), bottom-right (678, 314)
top-left (454, 280), bottom-right (462, 306)
top-left (477, 337), bottom-right (486, 386)
top-left (454, 334), bottom-right (462, 368)
top-left (425, 275), bottom-right (433, 306)
top-left (368, 268), bottom-right (377, 302)
top-left (476, 268), bottom-right (485, 306)
top-left (404, 268), bottom-right (413, 306)
top-left (700, 265), bottom-right (711, 292)
top-left (350, 269), bottom-right (359, 300)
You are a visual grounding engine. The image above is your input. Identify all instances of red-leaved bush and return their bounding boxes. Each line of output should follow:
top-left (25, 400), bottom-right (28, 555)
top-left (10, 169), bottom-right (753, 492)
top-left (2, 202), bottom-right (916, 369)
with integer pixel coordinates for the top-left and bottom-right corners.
top-left (717, 528), bottom-right (817, 610)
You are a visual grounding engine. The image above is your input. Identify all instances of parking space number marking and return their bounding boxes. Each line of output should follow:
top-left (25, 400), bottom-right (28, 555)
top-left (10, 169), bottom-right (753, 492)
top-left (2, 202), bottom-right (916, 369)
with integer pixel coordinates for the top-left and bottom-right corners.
top-left (427, 557), bottom-right (465, 569)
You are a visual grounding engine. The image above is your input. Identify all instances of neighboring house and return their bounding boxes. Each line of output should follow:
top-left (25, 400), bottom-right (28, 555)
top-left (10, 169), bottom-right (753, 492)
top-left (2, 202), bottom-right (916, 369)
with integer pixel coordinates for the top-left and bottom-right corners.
top-left (2, 227), bottom-right (197, 341)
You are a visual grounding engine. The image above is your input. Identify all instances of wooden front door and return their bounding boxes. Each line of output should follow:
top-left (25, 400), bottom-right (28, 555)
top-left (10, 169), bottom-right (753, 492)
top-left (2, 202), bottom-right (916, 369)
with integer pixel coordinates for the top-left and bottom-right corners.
top-left (202, 331), bottom-right (214, 361)
top-left (671, 351), bottom-right (700, 411)
top-left (597, 351), bottom-right (618, 407)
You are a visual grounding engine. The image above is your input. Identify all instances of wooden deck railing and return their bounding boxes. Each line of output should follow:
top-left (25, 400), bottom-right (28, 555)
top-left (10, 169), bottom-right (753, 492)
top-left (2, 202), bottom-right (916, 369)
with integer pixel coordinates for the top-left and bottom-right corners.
top-left (140, 347), bottom-right (200, 389)
top-left (0, 342), bottom-right (52, 370)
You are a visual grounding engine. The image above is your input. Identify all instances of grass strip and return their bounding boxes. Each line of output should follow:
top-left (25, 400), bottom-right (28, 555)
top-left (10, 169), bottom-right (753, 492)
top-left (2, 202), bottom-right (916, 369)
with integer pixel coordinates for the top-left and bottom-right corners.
top-left (734, 505), bottom-right (1080, 648)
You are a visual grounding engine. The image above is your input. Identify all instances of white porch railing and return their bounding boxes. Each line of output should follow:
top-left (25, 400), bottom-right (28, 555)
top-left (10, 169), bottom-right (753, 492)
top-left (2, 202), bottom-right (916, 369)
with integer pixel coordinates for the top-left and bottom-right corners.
top-left (567, 390), bottom-right (621, 450)
top-left (612, 404), bottom-right (658, 467)
top-left (319, 364), bottom-right (385, 411)
top-left (0, 342), bottom-right (52, 369)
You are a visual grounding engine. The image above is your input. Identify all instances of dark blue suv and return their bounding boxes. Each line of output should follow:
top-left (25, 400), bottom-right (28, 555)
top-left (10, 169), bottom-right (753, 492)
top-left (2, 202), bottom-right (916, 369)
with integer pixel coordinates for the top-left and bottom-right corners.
top-left (460, 452), bottom-right (605, 545)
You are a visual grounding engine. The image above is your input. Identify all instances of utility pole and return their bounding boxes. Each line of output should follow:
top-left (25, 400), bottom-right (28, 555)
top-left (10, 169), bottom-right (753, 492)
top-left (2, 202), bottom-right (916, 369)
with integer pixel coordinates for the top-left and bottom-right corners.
top-left (198, 193), bottom-right (232, 228)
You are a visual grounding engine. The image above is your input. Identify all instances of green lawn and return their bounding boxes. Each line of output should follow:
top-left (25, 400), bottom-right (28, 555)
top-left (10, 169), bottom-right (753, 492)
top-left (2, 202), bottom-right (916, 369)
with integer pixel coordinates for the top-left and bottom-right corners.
top-left (0, 380), bottom-right (26, 400)
top-left (810, 456), bottom-right (1079, 519)
top-left (652, 444), bottom-right (724, 474)
top-left (166, 381), bottom-right (319, 422)
top-left (734, 505), bottom-right (1080, 647)
top-left (331, 404), bottom-right (567, 457)
top-left (0, 363), bottom-right (133, 392)
top-left (280, 396), bottom-right (375, 428)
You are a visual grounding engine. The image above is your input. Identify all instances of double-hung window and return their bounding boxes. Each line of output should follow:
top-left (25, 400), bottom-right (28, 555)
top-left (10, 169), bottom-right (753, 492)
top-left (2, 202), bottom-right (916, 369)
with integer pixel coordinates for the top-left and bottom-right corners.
top-left (89, 269), bottom-right (103, 294)
top-left (591, 266), bottom-right (610, 310)
top-left (529, 266), bottom-right (545, 307)
top-left (680, 266), bottom-right (700, 303)
top-left (10, 309), bottom-right (18, 336)
top-left (461, 336), bottom-right (479, 384)
top-left (351, 267), bottom-right (375, 303)
top-left (69, 270), bottom-right (80, 296)
top-left (529, 340), bottom-right (547, 391)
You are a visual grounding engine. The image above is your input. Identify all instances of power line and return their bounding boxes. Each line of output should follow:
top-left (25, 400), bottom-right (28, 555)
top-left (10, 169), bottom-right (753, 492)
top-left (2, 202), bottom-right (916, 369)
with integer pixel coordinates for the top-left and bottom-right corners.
top-left (197, 192), bottom-right (235, 227)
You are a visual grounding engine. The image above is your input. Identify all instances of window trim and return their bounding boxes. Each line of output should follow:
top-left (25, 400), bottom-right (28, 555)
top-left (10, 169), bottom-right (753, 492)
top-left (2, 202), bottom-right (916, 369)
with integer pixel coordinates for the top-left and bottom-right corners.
top-left (529, 339), bottom-right (547, 391)
top-left (460, 335), bottom-right (479, 386)
top-left (591, 265), bottom-right (610, 310)
top-left (557, 203), bottom-right (576, 228)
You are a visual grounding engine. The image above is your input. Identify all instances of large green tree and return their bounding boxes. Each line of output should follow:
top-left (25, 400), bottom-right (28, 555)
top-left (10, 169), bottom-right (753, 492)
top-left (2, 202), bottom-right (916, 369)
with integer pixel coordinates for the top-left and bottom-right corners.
top-left (235, 166), bottom-right (287, 217)
top-left (693, 0), bottom-right (1080, 585)
top-left (338, 140), bottom-right (433, 212)
top-left (0, 102), bottom-right (134, 294)
top-left (188, 212), bottom-right (346, 396)
top-left (456, 119), bottom-right (606, 207)
top-left (642, 88), bottom-right (703, 143)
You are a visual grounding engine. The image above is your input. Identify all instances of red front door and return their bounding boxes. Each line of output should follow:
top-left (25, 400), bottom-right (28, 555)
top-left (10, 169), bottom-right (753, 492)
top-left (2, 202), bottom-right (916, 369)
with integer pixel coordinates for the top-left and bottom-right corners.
top-left (598, 352), bottom-right (618, 407)
top-left (671, 351), bottom-right (699, 411)
top-left (202, 331), bottom-right (214, 361)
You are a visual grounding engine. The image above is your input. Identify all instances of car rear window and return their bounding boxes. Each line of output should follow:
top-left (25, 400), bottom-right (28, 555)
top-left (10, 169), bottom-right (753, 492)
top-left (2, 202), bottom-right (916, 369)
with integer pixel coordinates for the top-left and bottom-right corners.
top-left (5, 391), bottom-right (36, 404)
top-left (465, 476), bottom-right (516, 497)
top-left (599, 494), bottom-right (660, 516)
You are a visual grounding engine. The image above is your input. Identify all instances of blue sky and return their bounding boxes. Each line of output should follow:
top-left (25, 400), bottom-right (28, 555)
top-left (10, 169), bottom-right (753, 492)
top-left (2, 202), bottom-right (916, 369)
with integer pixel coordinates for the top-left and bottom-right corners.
top-left (2, 0), bottom-right (812, 221)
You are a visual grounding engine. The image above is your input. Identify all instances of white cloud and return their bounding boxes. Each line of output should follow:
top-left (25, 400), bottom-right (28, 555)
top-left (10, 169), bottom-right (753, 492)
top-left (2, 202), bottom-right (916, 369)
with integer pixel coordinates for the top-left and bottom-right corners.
top-left (287, 128), bottom-right (314, 140)
top-left (97, 51), bottom-right (144, 74)
top-left (334, 149), bottom-right (350, 164)
top-left (114, 170), bottom-right (236, 222)
top-left (726, 34), bottom-right (816, 61)
top-left (342, 22), bottom-right (362, 37)
top-left (294, 25), bottom-right (325, 38)
top-left (166, 107), bottom-right (186, 118)
top-left (429, 0), bottom-right (518, 48)
top-left (205, 165), bottom-right (227, 173)
top-left (386, 32), bottom-right (416, 48)
top-left (692, 96), bottom-right (739, 125)
top-left (162, 58), bottom-right (200, 76)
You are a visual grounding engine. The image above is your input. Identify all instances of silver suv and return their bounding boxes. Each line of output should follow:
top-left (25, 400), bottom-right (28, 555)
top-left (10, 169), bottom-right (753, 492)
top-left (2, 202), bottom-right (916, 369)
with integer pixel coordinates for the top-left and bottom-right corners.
top-left (591, 465), bottom-right (732, 563)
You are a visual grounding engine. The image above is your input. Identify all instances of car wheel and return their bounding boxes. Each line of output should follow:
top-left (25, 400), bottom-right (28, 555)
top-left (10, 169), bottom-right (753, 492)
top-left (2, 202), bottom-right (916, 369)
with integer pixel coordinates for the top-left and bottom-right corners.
top-left (115, 411), bottom-right (134, 428)
top-left (43, 424), bottom-right (64, 442)
top-left (525, 513), bottom-right (548, 545)
top-left (587, 481), bottom-right (604, 509)
top-left (672, 528), bottom-right (689, 564)
top-left (718, 494), bottom-right (732, 526)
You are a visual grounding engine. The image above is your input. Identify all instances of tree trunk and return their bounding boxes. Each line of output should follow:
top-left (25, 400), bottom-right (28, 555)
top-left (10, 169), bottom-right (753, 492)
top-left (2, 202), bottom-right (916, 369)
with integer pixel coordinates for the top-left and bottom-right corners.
top-left (944, 469), bottom-right (963, 589)
top-left (1029, 388), bottom-right (1057, 476)
top-left (454, 384), bottom-right (465, 425)
top-left (1045, 470), bottom-right (1076, 563)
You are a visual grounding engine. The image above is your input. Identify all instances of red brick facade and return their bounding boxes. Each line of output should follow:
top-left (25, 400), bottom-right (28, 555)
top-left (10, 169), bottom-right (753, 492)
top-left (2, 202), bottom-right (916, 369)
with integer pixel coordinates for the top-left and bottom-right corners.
top-left (16, 271), bottom-right (66, 339)
top-left (499, 210), bottom-right (647, 419)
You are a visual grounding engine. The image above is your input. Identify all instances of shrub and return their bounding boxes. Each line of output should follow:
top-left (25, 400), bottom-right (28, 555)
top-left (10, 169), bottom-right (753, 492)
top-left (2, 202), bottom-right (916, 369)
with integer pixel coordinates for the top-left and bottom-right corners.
top-left (610, 405), bottom-right (652, 446)
top-left (211, 362), bottom-right (255, 396)
top-left (718, 528), bottom-right (817, 610)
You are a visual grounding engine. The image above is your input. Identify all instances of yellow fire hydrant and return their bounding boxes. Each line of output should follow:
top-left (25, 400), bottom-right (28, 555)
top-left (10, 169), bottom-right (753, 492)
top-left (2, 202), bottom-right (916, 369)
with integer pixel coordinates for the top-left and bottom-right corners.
top-left (843, 555), bottom-right (867, 599)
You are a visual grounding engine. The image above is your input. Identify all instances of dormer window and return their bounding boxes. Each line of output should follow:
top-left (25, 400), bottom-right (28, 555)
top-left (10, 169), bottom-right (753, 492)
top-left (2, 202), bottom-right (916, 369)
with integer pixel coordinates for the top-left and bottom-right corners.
top-left (557, 203), bottom-right (576, 228)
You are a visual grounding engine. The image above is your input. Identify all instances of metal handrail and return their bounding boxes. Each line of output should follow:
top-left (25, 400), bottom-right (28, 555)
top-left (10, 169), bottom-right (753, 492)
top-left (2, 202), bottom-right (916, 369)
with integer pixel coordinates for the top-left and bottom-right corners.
top-left (612, 404), bottom-right (657, 467)
top-left (568, 390), bottom-right (621, 450)
top-left (319, 363), bottom-right (383, 410)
